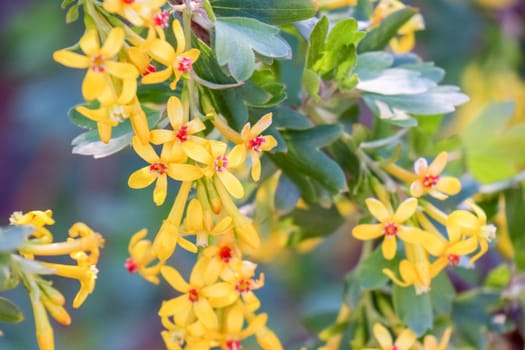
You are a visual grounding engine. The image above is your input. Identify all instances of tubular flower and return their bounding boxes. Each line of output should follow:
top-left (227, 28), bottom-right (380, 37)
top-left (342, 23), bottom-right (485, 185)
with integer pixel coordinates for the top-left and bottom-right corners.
top-left (150, 96), bottom-right (207, 161)
top-left (53, 28), bottom-right (139, 102)
top-left (410, 152), bottom-right (461, 200)
top-left (125, 229), bottom-right (164, 284)
top-left (369, 0), bottom-right (425, 53)
top-left (103, 0), bottom-right (167, 27)
top-left (231, 113), bottom-right (278, 181)
top-left (10, 210), bottom-right (54, 243)
top-left (182, 199), bottom-right (233, 247)
top-left (352, 198), bottom-right (423, 260)
top-left (159, 264), bottom-right (231, 330)
top-left (143, 20), bottom-right (200, 89)
top-left (447, 200), bottom-right (496, 264)
top-left (363, 323), bottom-right (416, 350)
top-left (185, 140), bottom-right (245, 199)
top-left (128, 136), bottom-right (202, 206)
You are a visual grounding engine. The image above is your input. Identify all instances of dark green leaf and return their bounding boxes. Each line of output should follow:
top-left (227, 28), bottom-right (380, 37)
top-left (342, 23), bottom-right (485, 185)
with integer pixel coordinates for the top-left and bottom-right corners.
top-left (0, 297), bottom-right (23, 323)
top-left (358, 8), bottom-right (417, 52)
top-left (430, 272), bottom-right (455, 317)
top-left (505, 186), bottom-right (525, 252)
top-left (211, 0), bottom-right (316, 25)
top-left (215, 17), bottom-right (291, 81)
top-left (288, 203), bottom-right (344, 243)
top-left (302, 310), bottom-right (339, 333)
top-left (393, 284), bottom-right (433, 336)
top-left (274, 173), bottom-right (301, 215)
top-left (0, 226), bottom-right (34, 253)
top-left (344, 271), bottom-right (362, 309)
top-left (356, 247), bottom-right (401, 290)
top-left (68, 104), bottom-right (98, 129)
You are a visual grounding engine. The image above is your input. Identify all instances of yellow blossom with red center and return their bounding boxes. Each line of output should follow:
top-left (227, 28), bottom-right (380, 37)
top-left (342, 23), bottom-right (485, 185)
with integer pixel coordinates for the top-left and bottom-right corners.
top-left (230, 113), bottom-right (278, 181)
top-left (410, 152), bottom-right (461, 200)
top-left (128, 136), bottom-right (202, 206)
top-left (182, 199), bottom-right (233, 247)
top-left (125, 229), bottom-right (165, 284)
top-left (352, 198), bottom-right (423, 259)
top-left (53, 28), bottom-right (139, 102)
top-left (150, 96), bottom-right (207, 161)
top-left (143, 20), bottom-right (200, 89)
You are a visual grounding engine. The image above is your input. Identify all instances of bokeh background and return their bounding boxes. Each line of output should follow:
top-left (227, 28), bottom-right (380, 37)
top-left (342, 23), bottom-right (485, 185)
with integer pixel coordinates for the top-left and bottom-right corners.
top-left (0, 1), bottom-right (524, 349)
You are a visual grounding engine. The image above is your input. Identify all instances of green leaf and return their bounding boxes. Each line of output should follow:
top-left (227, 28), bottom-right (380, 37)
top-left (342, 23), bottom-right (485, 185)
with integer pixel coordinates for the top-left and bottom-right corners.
top-left (430, 272), bottom-right (455, 317)
top-left (193, 38), bottom-right (238, 85)
top-left (358, 8), bottom-right (418, 52)
top-left (393, 284), bottom-right (433, 336)
top-left (505, 186), bottom-right (525, 251)
top-left (356, 247), bottom-right (401, 290)
top-left (0, 226), bottom-right (34, 253)
top-left (65, 4), bottom-right (79, 24)
top-left (302, 310), bottom-right (339, 333)
top-left (215, 17), bottom-right (291, 81)
top-left (0, 254), bottom-right (18, 291)
top-left (287, 204), bottom-right (344, 243)
top-left (303, 68), bottom-right (321, 100)
top-left (463, 102), bottom-right (525, 183)
top-left (68, 104), bottom-right (97, 129)
top-left (484, 264), bottom-right (511, 288)
top-left (61, 0), bottom-right (76, 8)
top-left (271, 124), bottom-right (347, 196)
top-left (0, 297), bottom-right (23, 323)
top-left (211, 0), bottom-right (316, 25)
top-left (344, 271), bottom-right (362, 309)
top-left (306, 16), bottom-right (329, 69)
top-left (275, 173), bottom-right (301, 215)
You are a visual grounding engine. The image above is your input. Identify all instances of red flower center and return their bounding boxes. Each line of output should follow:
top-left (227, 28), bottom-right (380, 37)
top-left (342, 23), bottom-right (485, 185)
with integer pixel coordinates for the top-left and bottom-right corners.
top-left (383, 222), bottom-right (399, 237)
top-left (91, 54), bottom-right (105, 73)
top-left (448, 254), bottom-right (460, 266)
top-left (153, 11), bottom-right (170, 28)
top-left (214, 155), bottom-right (228, 172)
top-left (226, 340), bottom-right (242, 350)
top-left (248, 136), bottom-right (266, 153)
top-left (392, 345), bottom-right (399, 350)
top-left (176, 125), bottom-right (189, 143)
top-left (177, 56), bottom-right (193, 73)
top-left (235, 279), bottom-right (252, 294)
top-left (150, 162), bottom-right (168, 175)
top-left (122, 0), bottom-right (134, 4)
top-left (422, 174), bottom-right (440, 188)
top-left (142, 63), bottom-right (157, 76)
top-left (125, 258), bottom-right (138, 273)
top-left (219, 246), bottom-right (233, 263)
top-left (188, 289), bottom-right (199, 303)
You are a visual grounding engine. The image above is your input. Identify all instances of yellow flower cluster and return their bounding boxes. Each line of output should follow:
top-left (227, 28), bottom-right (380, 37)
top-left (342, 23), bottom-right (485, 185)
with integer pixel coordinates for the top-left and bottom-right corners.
top-left (363, 322), bottom-right (451, 350)
top-left (10, 210), bottom-right (105, 350)
top-left (53, 2), bottom-right (281, 348)
top-left (353, 152), bottom-right (496, 294)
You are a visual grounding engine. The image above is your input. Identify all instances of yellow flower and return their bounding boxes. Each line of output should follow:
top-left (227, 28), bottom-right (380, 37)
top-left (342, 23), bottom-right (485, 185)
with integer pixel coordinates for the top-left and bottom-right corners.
top-left (103, 0), bottom-right (167, 27)
top-left (255, 326), bottom-right (284, 350)
top-left (10, 210), bottom-right (54, 243)
top-left (159, 264), bottom-right (230, 330)
top-left (76, 95), bottom-right (150, 144)
top-left (369, 0), bottom-right (425, 53)
top-left (214, 303), bottom-right (268, 350)
top-left (410, 152), bottom-right (461, 200)
top-left (53, 28), bottom-right (139, 102)
top-left (201, 240), bottom-right (242, 284)
top-left (143, 20), bottom-right (200, 89)
top-left (128, 136), bottom-right (203, 205)
top-left (448, 200), bottom-right (496, 264)
top-left (352, 198), bottom-right (422, 260)
top-left (231, 113), bottom-right (278, 181)
top-left (185, 140), bottom-right (245, 199)
top-left (363, 323), bottom-right (416, 350)
top-left (125, 229), bottom-right (164, 284)
top-left (150, 96), bottom-right (207, 160)
top-left (183, 199), bottom-right (233, 247)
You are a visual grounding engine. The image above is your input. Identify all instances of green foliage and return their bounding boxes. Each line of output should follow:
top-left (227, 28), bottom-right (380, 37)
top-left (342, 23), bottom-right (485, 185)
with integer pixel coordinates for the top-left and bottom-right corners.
top-left (393, 284), bottom-right (433, 336)
top-left (214, 17), bottom-right (291, 81)
top-left (0, 297), bottom-right (24, 324)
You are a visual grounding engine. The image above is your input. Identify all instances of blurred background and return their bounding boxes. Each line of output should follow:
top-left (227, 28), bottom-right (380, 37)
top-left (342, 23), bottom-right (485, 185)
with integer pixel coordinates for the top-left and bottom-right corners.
top-left (0, 1), bottom-right (524, 349)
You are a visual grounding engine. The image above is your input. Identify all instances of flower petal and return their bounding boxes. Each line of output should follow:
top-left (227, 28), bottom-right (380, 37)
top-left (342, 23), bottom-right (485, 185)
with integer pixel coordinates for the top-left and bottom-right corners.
top-left (151, 130), bottom-right (175, 145)
top-left (242, 312), bottom-right (268, 337)
top-left (449, 238), bottom-right (478, 256)
top-left (182, 142), bottom-right (212, 164)
top-left (158, 295), bottom-right (188, 316)
top-left (436, 176), bottom-right (461, 196)
top-left (101, 27), bottom-right (124, 58)
top-left (82, 70), bottom-right (106, 101)
top-left (261, 135), bottom-right (278, 151)
top-left (250, 113), bottom-right (272, 138)
top-left (202, 282), bottom-right (231, 299)
top-left (393, 197), bottom-right (417, 223)
top-left (153, 174), bottom-right (168, 206)
top-left (428, 152), bottom-right (448, 175)
top-left (365, 198), bottom-right (391, 222)
top-left (172, 19), bottom-right (186, 53)
top-left (80, 30), bottom-right (100, 56)
top-left (395, 329), bottom-right (416, 350)
top-left (409, 180), bottom-right (424, 198)
top-left (194, 298), bottom-right (218, 330)
top-left (132, 136), bottom-right (159, 163)
top-left (105, 61), bottom-right (139, 79)
top-left (227, 144), bottom-right (246, 169)
top-left (167, 96), bottom-right (184, 127)
top-left (373, 323), bottom-right (393, 349)
top-left (118, 78), bottom-right (137, 105)
top-left (217, 171), bottom-right (244, 199)
top-left (168, 164), bottom-right (203, 181)
top-left (53, 50), bottom-right (90, 68)
top-left (128, 167), bottom-right (156, 189)
top-left (142, 67), bottom-right (173, 85)
top-left (187, 118), bottom-right (206, 134)
top-left (352, 224), bottom-right (383, 240)
top-left (186, 199), bottom-right (203, 232)
top-left (399, 260), bottom-right (417, 284)
top-left (413, 157), bottom-right (428, 175)
top-left (250, 154), bottom-right (262, 182)
top-left (382, 237), bottom-right (397, 260)
top-left (97, 122), bottom-right (112, 144)
top-left (224, 303), bottom-right (244, 334)
top-left (149, 39), bottom-right (175, 66)
top-left (160, 266), bottom-right (190, 293)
